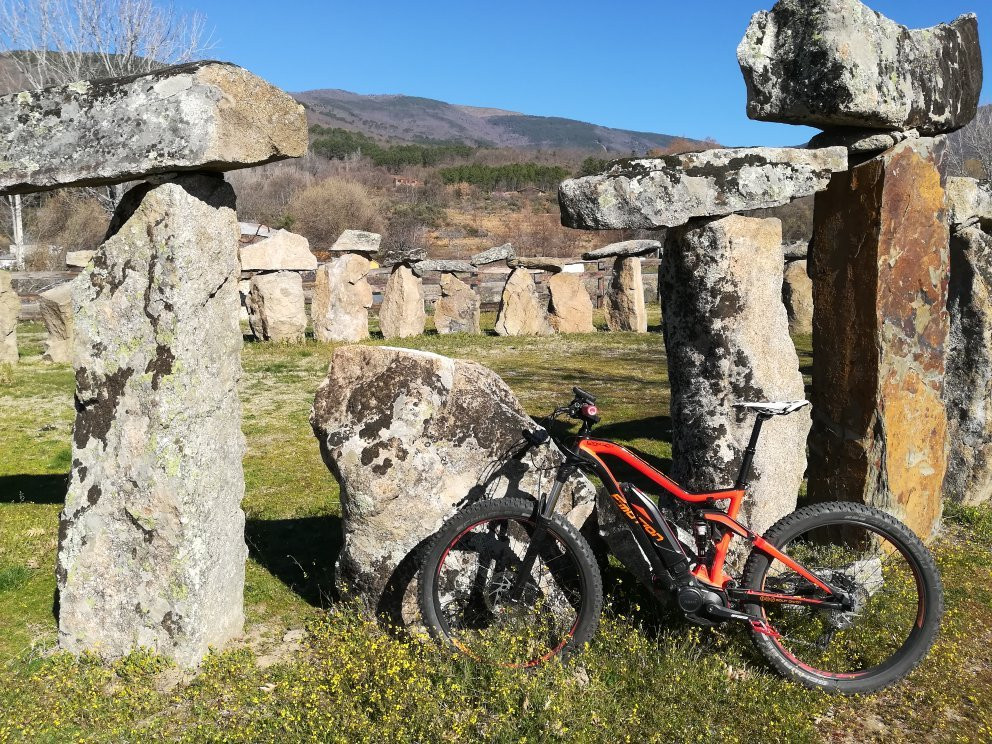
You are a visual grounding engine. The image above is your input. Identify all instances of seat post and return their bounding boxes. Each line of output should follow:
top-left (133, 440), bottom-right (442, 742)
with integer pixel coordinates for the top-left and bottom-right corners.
top-left (735, 413), bottom-right (771, 489)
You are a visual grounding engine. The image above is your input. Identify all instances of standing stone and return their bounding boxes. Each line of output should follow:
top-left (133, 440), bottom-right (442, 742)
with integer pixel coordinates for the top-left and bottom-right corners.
top-left (39, 282), bottom-right (74, 363)
top-left (782, 260), bottom-right (813, 335)
top-left (494, 268), bottom-right (553, 336)
top-left (433, 273), bottom-right (480, 335)
top-left (309, 345), bottom-right (596, 620)
top-left (944, 226), bottom-right (992, 506)
top-left (548, 272), bottom-right (595, 333)
top-left (808, 138), bottom-right (948, 538)
top-left (313, 254), bottom-right (373, 343)
top-left (604, 257), bottom-right (647, 333)
top-left (662, 215), bottom-right (809, 539)
top-left (379, 265), bottom-right (426, 339)
top-left (738, 0), bottom-right (983, 135)
top-left (0, 270), bottom-right (18, 363)
top-left (57, 174), bottom-right (247, 667)
top-left (246, 271), bottom-right (307, 343)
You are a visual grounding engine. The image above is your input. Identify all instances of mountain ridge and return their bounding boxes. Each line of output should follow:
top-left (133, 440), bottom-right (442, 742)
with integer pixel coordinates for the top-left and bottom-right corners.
top-left (294, 87), bottom-right (702, 153)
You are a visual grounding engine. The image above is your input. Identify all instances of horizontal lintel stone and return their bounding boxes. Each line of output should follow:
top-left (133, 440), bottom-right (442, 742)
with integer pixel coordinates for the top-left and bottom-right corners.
top-left (559, 146), bottom-right (848, 230)
top-left (0, 60), bottom-right (307, 196)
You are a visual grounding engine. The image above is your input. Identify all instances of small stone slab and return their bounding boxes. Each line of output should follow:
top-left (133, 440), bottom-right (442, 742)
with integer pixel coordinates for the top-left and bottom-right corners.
top-left (411, 259), bottom-right (475, 276)
top-left (558, 146), bottom-right (848, 230)
top-left (782, 241), bottom-right (808, 261)
top-left (738, 0), bottom-right (982, 135)
top-left (583, 239), bottom-right (662, 260)
top-left (470, 243), bottom-right (514, 266)
top-left (329, 229), bottom-right (381, 254)
top-left (507, 256), bottom-right (566, 272)
top-left (0, 61), bottom-right (307, 197)
top-left (946, 177), bottom-right (992, 231)
top-left (239, 229), bottom-right (316, 272)
top-left (377, 244), bottom-right (427, 266)
top-left (66, 250), bottom-right (96, 268)
top-left (807, 129), bottom-right (920, 154)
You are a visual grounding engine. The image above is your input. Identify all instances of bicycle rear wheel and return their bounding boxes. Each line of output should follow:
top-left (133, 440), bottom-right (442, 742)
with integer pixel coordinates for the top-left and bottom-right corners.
top-left (419, 497), bottom-right (603, 667)
top-left (742, 502), bottom-right (943, 694)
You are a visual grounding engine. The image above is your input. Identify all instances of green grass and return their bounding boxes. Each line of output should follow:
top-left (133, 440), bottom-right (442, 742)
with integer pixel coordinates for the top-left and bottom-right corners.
top-left (1, 314), bottom-right (990, 742)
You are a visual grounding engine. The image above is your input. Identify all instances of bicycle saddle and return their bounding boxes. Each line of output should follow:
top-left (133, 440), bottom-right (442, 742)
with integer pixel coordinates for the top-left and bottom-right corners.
top-left (733, 400), bottom-right (810, 416)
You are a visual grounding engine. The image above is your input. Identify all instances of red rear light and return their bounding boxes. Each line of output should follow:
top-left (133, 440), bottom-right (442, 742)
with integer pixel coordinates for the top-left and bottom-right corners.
top-left (582, 405), bottom-right (598, 416)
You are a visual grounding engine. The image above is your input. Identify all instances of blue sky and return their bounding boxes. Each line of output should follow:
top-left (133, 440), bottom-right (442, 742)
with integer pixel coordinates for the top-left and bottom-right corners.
top-left (189, 0), bottom-right (991, 147)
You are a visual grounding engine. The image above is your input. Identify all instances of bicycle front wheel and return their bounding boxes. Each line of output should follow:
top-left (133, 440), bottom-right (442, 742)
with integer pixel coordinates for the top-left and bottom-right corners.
top-left (742, 502), bottom-right (943, 694)
top-left (418, 497), bottom-right (603, 667)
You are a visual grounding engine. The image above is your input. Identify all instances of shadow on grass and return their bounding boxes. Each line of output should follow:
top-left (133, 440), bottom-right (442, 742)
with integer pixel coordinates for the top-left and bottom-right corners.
top-left (592, 415), bottom-right (673, 475)
top-left (0, 473), bottom-right (69, 504)
top-left (246, 516), bottom-right (342, 608)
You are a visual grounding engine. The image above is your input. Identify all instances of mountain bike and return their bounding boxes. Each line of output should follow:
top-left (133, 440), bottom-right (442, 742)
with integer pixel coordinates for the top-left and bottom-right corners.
top-left (418, 387), bottom-right (944, 693)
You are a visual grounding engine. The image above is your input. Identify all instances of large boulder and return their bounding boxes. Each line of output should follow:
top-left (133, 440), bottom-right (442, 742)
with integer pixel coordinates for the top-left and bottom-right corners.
top-left (808, 138), bottom-right (949, 538)
top-left (782, 260), bottom-right (813, 335)
top-left (738, 0), bottom-right (983, 135)
top-left (433, 273), bottom-right (480, 335)
top-left (0, 61), bottom-right (306, 196)
top-left (379, 265), bottom-right (426, 339)
top-left (559, 146), bottom-right (847, 230)
top-left (39, 282), bottom-right (75, 363)
top-left (57, 174), bottom-right (247, 667)
top-left (312, 254), bottom-right (373, 343)
top-left (239, 229), bottom-right (316, 272)
top-left (494, 268), bottom-right (553, 336)
top-left (0, 270), bottom-right (18, 363)
top-left (604, 257), bottom-right (647, 333)
top-left (662, 215), bottom-right (809, 540)
top-left (309, 345), bottom-right (596, 620)
top-left (945, 226), bottom-right (992, 506)
top-left (246, 271), bottom-right (307, 343)
top-left (548, 273), bottom-right (595, 334)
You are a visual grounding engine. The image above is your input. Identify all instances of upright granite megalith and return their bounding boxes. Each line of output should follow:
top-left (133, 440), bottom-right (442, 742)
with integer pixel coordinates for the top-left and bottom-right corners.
top-left (0, 270), bottom-right (19, 363)
top-left (379, 265), bottom-right (426, 339)
top-left (495, 268), bottom-right (553, 336)
top-left (57, 175), bottom-right (247, 666)
top-left (313, 254), bottom-right (374, 343)
top-left (433, 273), bottom-right (481, 335)
top-left (0, 61), bottom-right (308, 666)
top-left (604, 257), bottom-right (647, 333)
top-left (662, 216), bottom-right (809, 538)
top-left (39, 283), bottom-right (75, 363)
top-left (246, 271), bottom-right (307, 343)
top-left (808, 138), bottom-right (949, 538)
top-left (943, 179), bottom-right (992, 506)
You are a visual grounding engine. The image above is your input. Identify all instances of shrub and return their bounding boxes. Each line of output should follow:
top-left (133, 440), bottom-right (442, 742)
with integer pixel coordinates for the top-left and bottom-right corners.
top-left (286, 178), bottom-right (385, 249)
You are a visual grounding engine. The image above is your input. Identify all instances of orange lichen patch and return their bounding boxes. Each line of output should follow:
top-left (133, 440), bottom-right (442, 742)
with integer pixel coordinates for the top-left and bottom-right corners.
top-left (880, 368), bottom-right (947, 538)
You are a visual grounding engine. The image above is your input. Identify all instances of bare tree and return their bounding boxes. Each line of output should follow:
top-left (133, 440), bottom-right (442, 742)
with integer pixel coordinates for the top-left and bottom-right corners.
top-left (945, 105), bottom-right (992, 180)
top-left (0, 0), bottom-right (213, 88)
top-left (0, 0), bottom-right (214, 262)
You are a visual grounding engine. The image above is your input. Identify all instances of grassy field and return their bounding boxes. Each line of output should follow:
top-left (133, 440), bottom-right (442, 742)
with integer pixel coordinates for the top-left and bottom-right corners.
top-left (2, 312), bottom-right (991, 743)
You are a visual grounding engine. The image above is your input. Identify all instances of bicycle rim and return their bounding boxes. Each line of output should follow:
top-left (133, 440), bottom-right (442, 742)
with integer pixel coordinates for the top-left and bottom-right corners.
top-left (431, 514), bottom-right (588, 667)
top-left (757, 519), bottom-right (927, 680)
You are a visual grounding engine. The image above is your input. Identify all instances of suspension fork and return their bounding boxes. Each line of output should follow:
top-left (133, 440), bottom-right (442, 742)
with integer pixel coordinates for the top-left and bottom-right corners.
top-left (508, 464), bottom-right (573, 599)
